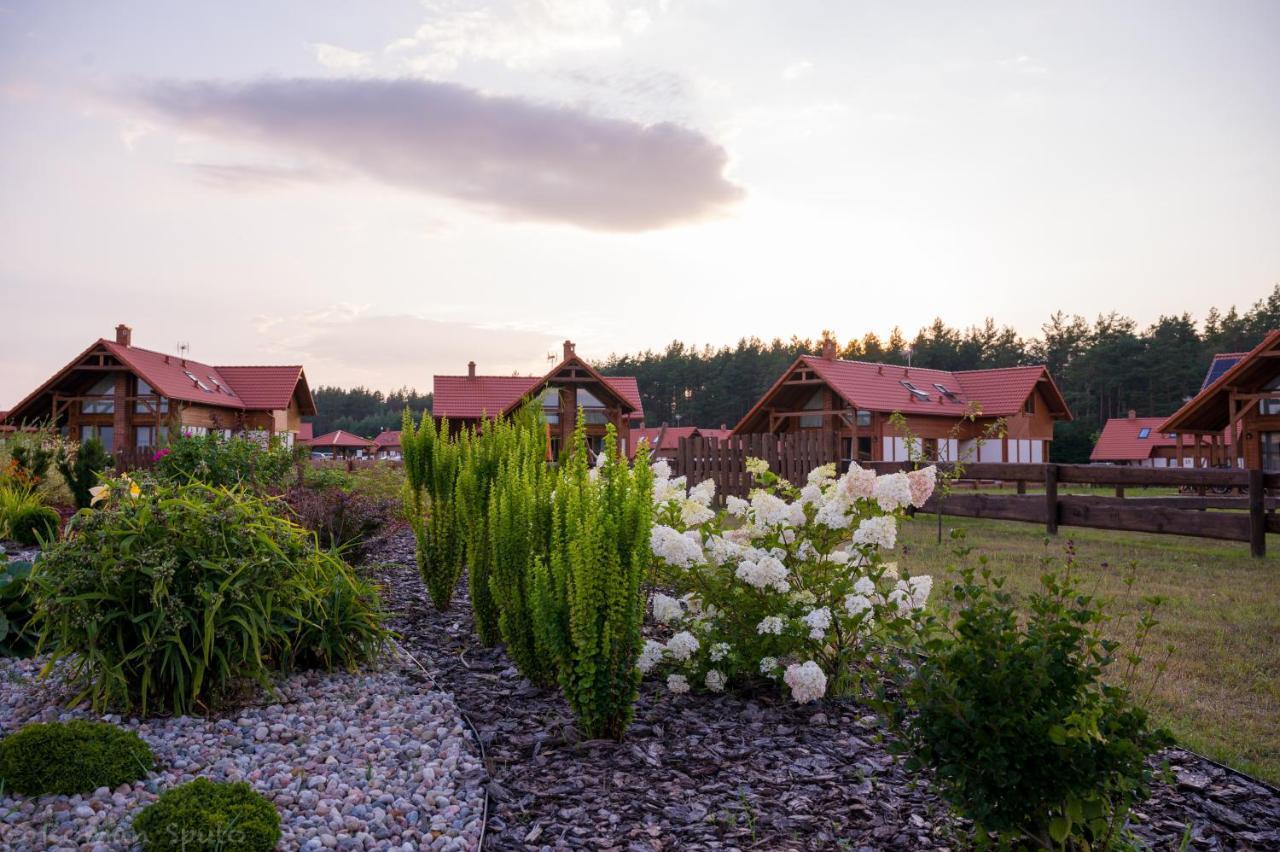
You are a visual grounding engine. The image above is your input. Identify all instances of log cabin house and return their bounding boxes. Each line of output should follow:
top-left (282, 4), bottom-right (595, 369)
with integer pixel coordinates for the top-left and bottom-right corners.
top-left (1090, 410), bottom-right (1218, 467)
top-left (305, 429), bottom-right (376, 459)
top-left (732, 341), bottom-right (1071, 465)
top-left (2, 324), bottom-right (315, 459)
top-left (432, 341), bottom-right (643, 458)
top-left (1160, 330), bottom-right (1280, 470)
top-left (629, 425), bottom-right (732, 460)
top-left (372, 429), bottom-right (402, 460)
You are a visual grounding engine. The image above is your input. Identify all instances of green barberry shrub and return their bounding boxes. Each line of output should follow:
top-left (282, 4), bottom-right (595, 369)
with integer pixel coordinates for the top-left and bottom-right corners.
top-left (888, 553), bottom-right (1173, 849)
top-left (403, 410), bottom-right (464, 610)
top-left (133, 778), bottom-right (281, 852)
top-left (0, 720), bottom-right (154, 795)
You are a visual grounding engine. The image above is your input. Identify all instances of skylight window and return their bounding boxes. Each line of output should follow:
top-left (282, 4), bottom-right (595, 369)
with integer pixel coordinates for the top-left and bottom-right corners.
top-left (1137, 427), bottom-right (1151, 439)
top-left (899, 380), bottom-right (931, 402)
top-left (932, 383), bottom-right (960, 402)
top-left (183, 369), bottom-right (212, 392)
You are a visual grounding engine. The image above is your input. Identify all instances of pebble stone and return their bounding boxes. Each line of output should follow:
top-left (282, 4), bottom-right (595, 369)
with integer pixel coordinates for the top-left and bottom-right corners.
top-left (0, 657), bottom-right (486, 850)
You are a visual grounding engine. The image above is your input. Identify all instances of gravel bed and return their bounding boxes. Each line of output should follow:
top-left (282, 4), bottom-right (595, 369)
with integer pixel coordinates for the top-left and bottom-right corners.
top-left (0, 655), bottom-right (486, 850)
top-left (366, 528), bottom-right (1280, 851)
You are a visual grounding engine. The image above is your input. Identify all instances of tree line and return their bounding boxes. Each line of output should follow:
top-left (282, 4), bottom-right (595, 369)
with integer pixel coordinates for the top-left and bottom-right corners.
top-left (305, 286), bottom-right (1280, 464)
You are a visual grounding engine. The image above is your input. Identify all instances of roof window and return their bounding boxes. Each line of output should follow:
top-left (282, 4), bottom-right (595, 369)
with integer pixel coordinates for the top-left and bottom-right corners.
top-left (899, 380), bottom-right (931, 402)
top-left (932, 383), bottom-right (960, 402)
top-left (1137, 427), bottom-right (1151, 439)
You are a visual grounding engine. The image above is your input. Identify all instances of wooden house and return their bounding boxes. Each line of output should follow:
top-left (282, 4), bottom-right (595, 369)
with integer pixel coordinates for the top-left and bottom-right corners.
top-left (2, 324), bottom-right (315, 459)
top-left (432, 341), bottom-right (643, 458)
top-left (1160, 331), bottom-right (1280, 470)
top-left (630, 425), bottom-right (732, 460)
top-left (1090, 411), bottom-right (1217, 467)
top-left (304, 429), bottom-right (375, 459)
top-left (372, 429), bottom-right (402, 460)
top-left (732, 341), bottom-right (1071, 465)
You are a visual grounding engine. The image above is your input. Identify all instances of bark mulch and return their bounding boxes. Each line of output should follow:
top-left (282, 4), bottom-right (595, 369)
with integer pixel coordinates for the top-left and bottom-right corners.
top-left (363, 530), bottom-right (1280, 851)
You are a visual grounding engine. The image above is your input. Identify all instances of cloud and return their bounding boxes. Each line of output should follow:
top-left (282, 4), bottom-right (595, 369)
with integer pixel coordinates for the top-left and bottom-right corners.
top-left (309, 42), bottom-right (371, 71)
top-left (136, 76), bottom-right (743, 230)
top-left (781, 60), bottom-right (813, 81)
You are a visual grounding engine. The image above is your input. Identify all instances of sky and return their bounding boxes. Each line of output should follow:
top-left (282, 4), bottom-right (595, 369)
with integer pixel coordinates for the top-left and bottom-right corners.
top-left (1, 0), bottom-right (1278, 406)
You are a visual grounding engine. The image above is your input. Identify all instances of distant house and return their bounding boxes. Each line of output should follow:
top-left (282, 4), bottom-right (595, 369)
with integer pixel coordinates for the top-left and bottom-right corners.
top-left (305, 429), bottom-right (375, 459)
top-left (2, 324), bottom-right (315, 456)
top-left (630, 425), bottom-right (732, 460)
top-left (373, 429), bottom-right (402, 460)
top-left (433, 341), bottom-right (644, 458)
top-left (1161, 332), bottom-right (1280, 470)
top-left (733, 341), bottom-right (1071, 465)
top-left (297, 422), bottom-right (314, 442)
top-left (1090, 411), bottom-right (1215, 467)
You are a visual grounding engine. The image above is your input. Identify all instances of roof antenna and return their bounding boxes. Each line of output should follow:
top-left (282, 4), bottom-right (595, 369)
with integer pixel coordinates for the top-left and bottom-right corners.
top-left (905, 346), bottom-right (913, 368)
top-left (177, 341), bottom-right (189, 366)
top-left (546, 351), bottom-right (556, 364)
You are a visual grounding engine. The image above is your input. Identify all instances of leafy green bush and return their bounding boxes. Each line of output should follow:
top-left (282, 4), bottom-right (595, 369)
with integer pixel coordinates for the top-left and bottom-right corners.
top-left (31, 478), bottom-right (389, 715)
top-left (56, 437), bottom-right (113, 509)
top-left (0, 482), bottom-right (45, 540)
top-left (133, 778), bottom-right (281, 852)
top-left (403, 411), bottom-right (463, 610)
top-left (153, 433), bottom-right (297, 492)
top-left (0, 720), bottom-right (153, 795)
top-left (888, 554), bottom-right (1173, 849)
top-left (302, 466), bottom-right (355, 491)
top-left (529, 420), bottom-right (653, 740)
top-left (0, 559), bottom-right (37, 657)
top-left (9, 504), bottom-right (60, 545)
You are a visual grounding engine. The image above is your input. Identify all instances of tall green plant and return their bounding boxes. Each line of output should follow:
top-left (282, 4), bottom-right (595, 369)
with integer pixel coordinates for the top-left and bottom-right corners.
top-left (487, 404), bottom-right (555, 685)
top-left (456, 426), bottom-right (502, 645)
top-left (402, 410), bottom-right (464, 609)
top-left (529, 418), bottom-right (653, 740)
top-left (56, 438), bottom-right (111, 509)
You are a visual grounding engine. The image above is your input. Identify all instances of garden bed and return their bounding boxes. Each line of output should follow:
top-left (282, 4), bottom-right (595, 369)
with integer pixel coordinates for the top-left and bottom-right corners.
top-left (0, 653), bottom-right (486, 850)
top-left (367, 529), bottom-right (1280, 851)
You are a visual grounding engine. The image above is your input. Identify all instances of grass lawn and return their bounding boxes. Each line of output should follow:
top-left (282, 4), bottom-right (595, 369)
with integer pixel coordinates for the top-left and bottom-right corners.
top-left (897, 513), bottom-right (1280, 785)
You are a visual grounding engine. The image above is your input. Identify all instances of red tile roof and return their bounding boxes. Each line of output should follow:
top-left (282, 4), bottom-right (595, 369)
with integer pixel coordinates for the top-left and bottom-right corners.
top-left (1090, 417), bottom-right (1179, 461)
top-left (214, 365), bottom-right (314, 414)
top-left (306, 429), bottom-right (374, 448)
top-left (373, 430), bottom-right (401, 448)
top-left (433, 373), bottom-right (643, 422)
top-left (298, 422), bottom-right (314, 441)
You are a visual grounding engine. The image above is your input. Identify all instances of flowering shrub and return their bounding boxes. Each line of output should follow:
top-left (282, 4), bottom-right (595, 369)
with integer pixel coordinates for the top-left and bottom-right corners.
top-left (642, 458), bottom-right (937, 703)
top-left (152, 433), bottom-right (297, 492)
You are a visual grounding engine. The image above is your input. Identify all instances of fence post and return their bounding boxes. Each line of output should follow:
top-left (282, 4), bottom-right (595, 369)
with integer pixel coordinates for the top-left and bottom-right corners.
top-left (1249, 468), bottom-right (1266, 558)
top-left (1044, 463), bottom-right (1059, 535)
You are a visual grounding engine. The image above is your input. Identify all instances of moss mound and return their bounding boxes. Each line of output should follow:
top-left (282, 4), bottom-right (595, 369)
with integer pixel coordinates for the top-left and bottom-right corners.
top-left (0, 719), bottom-right (154, 795)
top-left (133, 778), bottom-right (281, 852)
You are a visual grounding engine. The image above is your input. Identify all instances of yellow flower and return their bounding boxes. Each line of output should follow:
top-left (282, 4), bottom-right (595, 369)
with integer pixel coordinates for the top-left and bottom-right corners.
top-left (89, 484), bottom-right (110, 506)
top-left (128, 480), bottom-right (141, 499)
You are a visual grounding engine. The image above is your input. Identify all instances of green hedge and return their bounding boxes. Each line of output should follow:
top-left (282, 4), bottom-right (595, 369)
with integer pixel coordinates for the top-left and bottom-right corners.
top-left (133, 778), bottom-right (280, 852)
top-left (0, 720), bottom-right (154, 795)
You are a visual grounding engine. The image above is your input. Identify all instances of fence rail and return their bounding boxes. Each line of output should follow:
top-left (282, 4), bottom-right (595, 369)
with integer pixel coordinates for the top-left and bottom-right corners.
top-left (671, 435), bottom-right (1278, 557)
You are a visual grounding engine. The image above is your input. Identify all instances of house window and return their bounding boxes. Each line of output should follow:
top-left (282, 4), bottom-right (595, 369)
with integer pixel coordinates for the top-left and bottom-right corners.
top-left (541, 389), bottom-right (561, 425)
top-left (855, 410), bottom-right (872, 428)
top-left (80, 424), bottom-right (114, 448)
top-left (900, 380), bottom-right (931, 402)
top-left (81, 374), bottom-right (116, 414)
top-left (799, 391), bottom-right (824, 428)
top-left (1023, 395), bottom-right (1036, 415)
top-left (1260, 376), bottom-right (1280, 416)
top-left (135, 379), bottom-right (169, 414)
top-left (922, 438), bottom-right (939, 460)
top-left (135, 426), bottom-right (169, 448)
top-left (932, 383), bottom-right (961, 403)
top-left (1263, 433), bottom-right (1280, 471)
top-left (577, 389), bottom-right (610, 425)
top-left (1137, 427), bottom-right (1151, 439)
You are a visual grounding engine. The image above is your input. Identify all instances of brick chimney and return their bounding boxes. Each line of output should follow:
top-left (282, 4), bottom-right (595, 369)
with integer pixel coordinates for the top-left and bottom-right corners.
top-left (563, 340), bottom-right (575, 360)
top-left (1127, 409), bottom-right (1137, 420)
top-left (468, 360), bottom-right (476, 378)
top-left (115, 324), bottom-right (132, 346)
top-left (821, 337), bottom-right (836, 360)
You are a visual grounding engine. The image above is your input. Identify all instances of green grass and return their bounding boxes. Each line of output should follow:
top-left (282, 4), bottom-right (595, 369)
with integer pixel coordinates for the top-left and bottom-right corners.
top-left (899, 513), bottom-right (1280, 785)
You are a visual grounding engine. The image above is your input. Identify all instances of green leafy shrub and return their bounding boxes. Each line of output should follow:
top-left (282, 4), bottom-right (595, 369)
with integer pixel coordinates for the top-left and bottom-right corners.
top-left (31, 478), bottom-right (389, 715)
top-left (0, 482), bottom-right (45, 540)
top-left (281, 486), bottom-right (394, 555)
top-left (403, 411), bottom-right (463, 610)
top-left (529, 419), bottom-right (653, 740)
top-left (887, 553), bottom-right (1173, 849)
top-left (302, 465), bottom-right (356, 491)
top-left (9, 504), bottom-right (60, 545)
top-left (0, 719), bottom-right (153, 795)
top-left (0, 559), bottom-right (37, 657)
top-left (133, 778), bottom-right (281, 852)
top-left (153, 433), bottom-right (297, 492)
top-left (56, 437), bottom-right (113, 509)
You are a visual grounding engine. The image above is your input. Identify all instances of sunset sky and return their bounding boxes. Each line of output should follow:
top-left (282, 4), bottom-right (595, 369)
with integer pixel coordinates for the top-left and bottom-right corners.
top-left (2, 0), bottom-right (1278, 406)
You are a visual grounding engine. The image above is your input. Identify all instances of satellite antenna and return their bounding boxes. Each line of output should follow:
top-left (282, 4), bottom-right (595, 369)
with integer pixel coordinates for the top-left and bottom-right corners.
top-left (546, 350), bottom-right (556, 364)
top-left (177, 342), bottom-right (190, 359)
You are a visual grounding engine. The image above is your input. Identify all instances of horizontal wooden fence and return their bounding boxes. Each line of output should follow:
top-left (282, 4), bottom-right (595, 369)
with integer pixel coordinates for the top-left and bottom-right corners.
top-left (672, 435), bottom-right (1279, 557)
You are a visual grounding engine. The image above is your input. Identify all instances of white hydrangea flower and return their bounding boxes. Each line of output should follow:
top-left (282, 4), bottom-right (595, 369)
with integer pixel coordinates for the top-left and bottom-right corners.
top-left (745, 457), bottom-right (770, 476)
top-left (706, 534), bottom-right (744, 565)
top-left (709, 642), bottom-right (730, 662)
top-left (756, 615), bottom-right (785, 635)
top-left (665, 630), bottom-right (700, 661)
top-left (799, 483), bottom-right (824, 506)
top-left (759, 656), bottom-right (780, 677)
top-left (828, 549), bottom-right (851, 565)
top-left (802, 606), bottom-right (832, 640)
top-left (735, 555), bottom-right (790, 593)
top-left (908, 466), bottom-right (937, 508)
top-left (814, 492), bottom-right (852, 529)
top-left (853, 576), bottom-right (876, 597)
top-left (750, 490), bottom-right (792, 527)
top-left (882, 561), bottom-right (900, 580)
top-left (807, 463), bottom-right (837, 486)
top-left (705, 669), bottom-right (727, 692)
top-left (681, 499), bottom-right (715, 527)
top-left (783, 661), bottom-right (828, 703)
top-left (872, 472), bottom-right (913, 512)
top-left (653, 475), bottom-right (686, 504)
top-left (689, 478), bottom-right (716, 505)
top-left (789, 589), bottom-right (817, 606)
top-left (652, 593), bottom-right (684, 625)
top-left (667, 674), bottom-right (690, 694)
top-left (650, 458), bottom-right (672, 481)
top-left (844, 593), bottom-right (873, 617)
top-left (785, 501), bottom-right (808, 527)
top-left (852, 515), bottom-right (897, 550)
top-left (908, 574), bottom-right (933, 609)
top-left (840, 466), bottom-right (876, 500)
top-left (637, 639), bottom-right (665, 673)
top-left (725, 495), bottom-right (749, 516)
top-left (651, 525), bottom-right (705, 568)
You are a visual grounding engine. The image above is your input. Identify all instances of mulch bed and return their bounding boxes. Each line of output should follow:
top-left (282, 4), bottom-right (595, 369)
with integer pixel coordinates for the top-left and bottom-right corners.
top-left (364, 529), bottom-right (1280, 851)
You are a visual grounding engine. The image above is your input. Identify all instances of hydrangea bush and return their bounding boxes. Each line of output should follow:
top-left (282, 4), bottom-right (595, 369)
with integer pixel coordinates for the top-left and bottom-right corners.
top-left (642, 457), bottom-right (937, 703)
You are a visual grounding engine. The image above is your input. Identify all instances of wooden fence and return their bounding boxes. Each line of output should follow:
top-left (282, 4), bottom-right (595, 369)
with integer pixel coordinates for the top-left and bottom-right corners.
top-left (671, 435), bottom-right (1279, 557)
